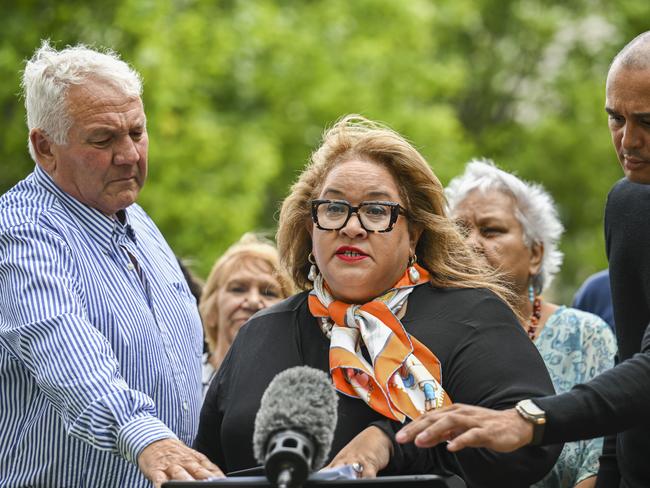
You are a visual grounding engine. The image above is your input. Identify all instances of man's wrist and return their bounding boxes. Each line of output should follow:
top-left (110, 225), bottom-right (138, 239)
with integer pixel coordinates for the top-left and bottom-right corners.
top-left (506, 408), bottom-right (535, 447)
top-left (514, 399), bottom-right (546, 446)
top-left (117, 415), bottom-right (177, 464)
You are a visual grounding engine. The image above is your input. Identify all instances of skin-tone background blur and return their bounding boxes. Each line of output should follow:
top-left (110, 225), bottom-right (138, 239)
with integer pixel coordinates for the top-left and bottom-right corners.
top-left (3, 0), bottom-right (648, 303)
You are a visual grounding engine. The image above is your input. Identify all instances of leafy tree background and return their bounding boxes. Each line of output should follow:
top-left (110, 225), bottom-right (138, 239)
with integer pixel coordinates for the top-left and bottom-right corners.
top-left (2, 0), bottom-right (648, 301)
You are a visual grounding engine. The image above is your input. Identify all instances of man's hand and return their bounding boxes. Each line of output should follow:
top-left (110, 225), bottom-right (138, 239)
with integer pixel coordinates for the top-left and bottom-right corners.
top-left (138, 438), bottom-right (224, 488)
top-left (324, 426), bottom-right (393, 478)
top-left (395, 404), bottom-right (534, 453)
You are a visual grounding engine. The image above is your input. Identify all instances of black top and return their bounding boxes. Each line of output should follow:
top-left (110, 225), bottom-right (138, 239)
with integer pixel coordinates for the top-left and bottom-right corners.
top-left (534, 179), bottom-right (650, 488)
top-left (195, 284), bottom-right (560, 488)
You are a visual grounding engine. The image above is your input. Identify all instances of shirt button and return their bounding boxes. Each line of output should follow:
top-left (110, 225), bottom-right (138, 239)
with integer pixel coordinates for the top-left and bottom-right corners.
top-left (182, 401), bottom-right (189, 411)
top-left (127, 263), bottom-right (134, 270)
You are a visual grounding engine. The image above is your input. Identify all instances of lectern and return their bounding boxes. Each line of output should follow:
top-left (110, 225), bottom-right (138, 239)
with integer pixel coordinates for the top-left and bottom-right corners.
top-left (163, 474), bottom-right (466, 488)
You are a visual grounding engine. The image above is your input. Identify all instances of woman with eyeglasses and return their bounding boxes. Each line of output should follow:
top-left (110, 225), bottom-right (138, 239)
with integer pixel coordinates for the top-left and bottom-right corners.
top-left (195, 115), bottom-right (561, 487)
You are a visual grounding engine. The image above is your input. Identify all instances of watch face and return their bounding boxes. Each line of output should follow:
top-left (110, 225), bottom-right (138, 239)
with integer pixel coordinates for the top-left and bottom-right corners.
top-left (517, 400), bottom-right (547, 446)
top-left (521, 400), bottom-right (545, 417)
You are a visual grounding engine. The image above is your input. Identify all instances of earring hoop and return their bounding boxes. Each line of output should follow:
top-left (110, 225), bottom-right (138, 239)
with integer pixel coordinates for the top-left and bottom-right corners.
top-left (407, 254), bottom-right (420, 283)
top-left (308, 252), bottom-right (319, 282)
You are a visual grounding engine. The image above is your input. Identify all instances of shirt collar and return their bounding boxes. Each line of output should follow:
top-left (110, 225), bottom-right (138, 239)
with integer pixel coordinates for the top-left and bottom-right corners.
top-left (34, 165), bottom-right (138, 251)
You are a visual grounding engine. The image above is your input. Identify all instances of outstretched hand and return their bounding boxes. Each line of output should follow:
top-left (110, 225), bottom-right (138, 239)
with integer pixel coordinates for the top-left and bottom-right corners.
top-left (395, 404), bottom-right (534, 453)
top-left (138, 438), bottom-right (224, 488)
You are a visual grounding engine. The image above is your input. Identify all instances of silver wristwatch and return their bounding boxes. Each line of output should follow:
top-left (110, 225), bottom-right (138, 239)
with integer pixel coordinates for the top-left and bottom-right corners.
top-left (515, 399), bottom-right (546, 446)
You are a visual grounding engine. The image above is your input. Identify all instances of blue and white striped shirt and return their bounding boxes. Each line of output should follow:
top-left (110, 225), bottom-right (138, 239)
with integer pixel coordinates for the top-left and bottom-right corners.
top-left (0, 166), bottom-right (204, 487)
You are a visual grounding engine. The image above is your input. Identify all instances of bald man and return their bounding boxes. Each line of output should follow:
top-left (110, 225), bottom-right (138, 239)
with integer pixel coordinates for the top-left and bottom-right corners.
top-left (396, 31), bottom-right (650, 488)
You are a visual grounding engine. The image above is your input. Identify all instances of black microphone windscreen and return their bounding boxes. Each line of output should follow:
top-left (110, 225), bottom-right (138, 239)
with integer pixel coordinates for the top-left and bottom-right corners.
top-left (253, 365), bottom-right (338, 470)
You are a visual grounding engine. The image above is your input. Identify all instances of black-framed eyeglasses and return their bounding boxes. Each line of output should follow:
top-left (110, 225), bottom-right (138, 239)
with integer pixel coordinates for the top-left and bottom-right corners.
top-left (311, 199), bottom-right (406, 233)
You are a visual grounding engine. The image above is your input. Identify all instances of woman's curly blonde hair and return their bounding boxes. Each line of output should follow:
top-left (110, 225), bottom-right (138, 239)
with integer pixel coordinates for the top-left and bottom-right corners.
top-left (276, 114), bottom-right (517, 312)
top-left (199, 233), bottom-right (293, 353)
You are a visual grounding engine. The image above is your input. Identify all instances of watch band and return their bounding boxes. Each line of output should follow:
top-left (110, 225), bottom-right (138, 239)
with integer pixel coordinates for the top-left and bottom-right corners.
top-left (515, 399), bottom-right (546, 446)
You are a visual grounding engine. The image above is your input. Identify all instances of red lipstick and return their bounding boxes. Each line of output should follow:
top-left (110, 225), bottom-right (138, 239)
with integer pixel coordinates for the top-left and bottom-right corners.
top-left (335, 246), bottom-right (368, 262)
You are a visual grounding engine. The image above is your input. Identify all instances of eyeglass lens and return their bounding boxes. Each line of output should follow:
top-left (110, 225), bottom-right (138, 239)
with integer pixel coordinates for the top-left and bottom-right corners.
top-left (316, 201), bottom-right (394, 231)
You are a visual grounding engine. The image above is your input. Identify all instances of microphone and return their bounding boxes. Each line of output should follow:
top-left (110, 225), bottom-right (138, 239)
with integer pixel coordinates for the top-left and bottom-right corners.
top-left (253, 366), bottom-right (338, 488)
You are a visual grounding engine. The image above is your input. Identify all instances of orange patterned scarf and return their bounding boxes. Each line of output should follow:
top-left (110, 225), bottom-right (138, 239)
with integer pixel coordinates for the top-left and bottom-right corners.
top-left (308, 264), bottom-right (451, 422)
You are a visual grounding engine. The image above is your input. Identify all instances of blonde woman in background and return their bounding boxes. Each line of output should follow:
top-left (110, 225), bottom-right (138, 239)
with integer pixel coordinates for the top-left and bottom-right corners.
top-left (199, 233), bottom-right (293, 393)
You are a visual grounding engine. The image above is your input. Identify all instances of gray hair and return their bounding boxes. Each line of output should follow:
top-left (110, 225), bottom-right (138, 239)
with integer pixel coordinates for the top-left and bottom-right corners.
top-left (22, 40), bottom-right (143, 162)
top-left (445, 159), bottom-right (564, 293)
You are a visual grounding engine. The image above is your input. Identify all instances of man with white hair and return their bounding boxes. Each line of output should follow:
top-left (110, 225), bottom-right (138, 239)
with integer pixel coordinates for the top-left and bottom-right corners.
top-left (0, 42), bottom-right (222, 487)
top-left (396, 31), bottom-right (650, 488)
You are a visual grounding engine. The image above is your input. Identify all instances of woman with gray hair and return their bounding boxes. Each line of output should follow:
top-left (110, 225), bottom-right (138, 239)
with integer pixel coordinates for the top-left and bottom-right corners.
top-left (446, 159), bottom-right (617, 488)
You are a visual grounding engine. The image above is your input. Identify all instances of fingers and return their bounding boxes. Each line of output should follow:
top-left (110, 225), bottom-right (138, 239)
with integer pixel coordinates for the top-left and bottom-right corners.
top-left (395, 405), bottom-right (456, 441)
top-left (397, 405), bottom-right (472, 446)
top-left (167, 466), bottom-right (195, 481)
top-left (150, 471), bottom-right (167, 488)
top-left (326, 459), bottom-right (377, 479)
top-left (397, 404), bottom-right (506, 449)
top-left (413, 416), bottom-right (472, 448)
top-left (149, 461), bottom-right (216, 488)
top-left (183, 460), bottom-right (223, 480)
top-left (357, 462), bottom-right (377, 479)
top-left (169, 452), bottom-right (224, 480)
top-left (193, 452), bottom-right (225, 478)
top-left (397, 405), bottom-right (533, 453)
top-left (139, 438), bottom-right (225, 484)
top-left (445, 427), bottom-right (488, 451)
top-left (396, 415), bottom-right (437, 443)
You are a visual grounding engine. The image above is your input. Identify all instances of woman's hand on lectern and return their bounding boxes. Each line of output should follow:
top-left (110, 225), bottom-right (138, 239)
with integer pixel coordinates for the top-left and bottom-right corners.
top-left (325, 426), bottom-right (393, 478)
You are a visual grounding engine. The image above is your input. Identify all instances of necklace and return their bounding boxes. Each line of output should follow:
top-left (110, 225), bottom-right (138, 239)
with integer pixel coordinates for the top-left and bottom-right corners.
top-left (527, 296), bottom-right (542, 340)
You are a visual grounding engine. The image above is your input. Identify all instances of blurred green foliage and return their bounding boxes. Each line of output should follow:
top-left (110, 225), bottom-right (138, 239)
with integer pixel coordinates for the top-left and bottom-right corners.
top-left (2, 0), bottom-right (648, 301)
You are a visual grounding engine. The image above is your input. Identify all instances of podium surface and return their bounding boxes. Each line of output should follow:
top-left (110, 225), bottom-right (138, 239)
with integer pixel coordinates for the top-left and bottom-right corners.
top-left (163, 474), bottom-right (466, 488)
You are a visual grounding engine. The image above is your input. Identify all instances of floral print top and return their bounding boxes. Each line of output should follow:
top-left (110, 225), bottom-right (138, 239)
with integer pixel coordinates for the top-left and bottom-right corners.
top-left (532, 306), bottom-right (617, 488)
